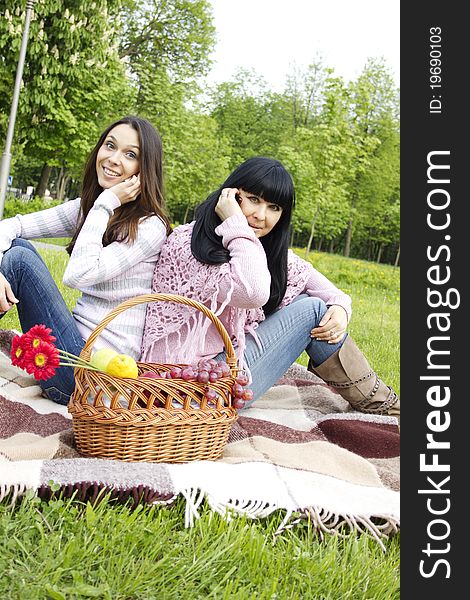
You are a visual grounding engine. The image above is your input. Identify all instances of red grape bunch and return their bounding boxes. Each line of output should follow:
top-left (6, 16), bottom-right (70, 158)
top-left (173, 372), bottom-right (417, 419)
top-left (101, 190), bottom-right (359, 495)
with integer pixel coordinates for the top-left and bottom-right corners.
top-left (140, 358), bottom-right (254, 410)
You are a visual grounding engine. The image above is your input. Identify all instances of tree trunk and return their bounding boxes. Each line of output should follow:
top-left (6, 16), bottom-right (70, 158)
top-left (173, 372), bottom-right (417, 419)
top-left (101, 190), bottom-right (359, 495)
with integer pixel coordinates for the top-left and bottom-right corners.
top-left (328, 239), bottom-right (335, 254)
top-left (317, 237), bottom-right (323, 252)
top-left (394, 244), bottom-right (400, 267)
top-left (56, 168), bottom-right (70, 201)
top-left (35, 164), bottom-right (52, 198)
top-left (343, 218), bottom-right (353, 257)
top-left (183, 203), bottom-right (191, 224)
top-left (290, 228), bottom-right (295, 247)
top-left (305, 223), bottom-right (315, 258)
top-left (376, 243), bottom-right (383, 263)
top-left (305, 207), bottom-right (319, 258)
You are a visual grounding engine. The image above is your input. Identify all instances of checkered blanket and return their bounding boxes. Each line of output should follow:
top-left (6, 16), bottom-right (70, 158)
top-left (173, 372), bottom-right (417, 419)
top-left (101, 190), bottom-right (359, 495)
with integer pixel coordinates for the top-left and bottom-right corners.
top-left (0, 331), bottom-right (399, 547)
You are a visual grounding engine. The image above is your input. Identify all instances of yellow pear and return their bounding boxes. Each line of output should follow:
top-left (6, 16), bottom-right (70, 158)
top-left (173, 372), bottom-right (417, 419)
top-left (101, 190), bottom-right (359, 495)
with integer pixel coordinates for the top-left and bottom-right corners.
top-left (105, 354), bottom-right (139, 379)
top-left (90, 347), bottom-right (119, 372)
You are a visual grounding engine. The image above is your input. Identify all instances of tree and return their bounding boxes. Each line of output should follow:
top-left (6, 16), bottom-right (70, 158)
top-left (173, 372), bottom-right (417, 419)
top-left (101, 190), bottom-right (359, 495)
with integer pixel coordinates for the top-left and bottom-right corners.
top-left (1, 1), bottom-right (217, 198)
top-left (0, 1), bottom-right (133, 197)
top-left (278, 75), bottom-right (356, 253)
top-left (162, 110), bottom-right (230, 222)
top-left (343, 58), bottom-right (399, 257)
top-left (210, 70), bottom-right (291, 169)
top-left (284, 58), bottom-right (330, 131)
top-left (352, 131), bottom-right (400, 261)
top-left (119, 0), bottom-right (216, 84)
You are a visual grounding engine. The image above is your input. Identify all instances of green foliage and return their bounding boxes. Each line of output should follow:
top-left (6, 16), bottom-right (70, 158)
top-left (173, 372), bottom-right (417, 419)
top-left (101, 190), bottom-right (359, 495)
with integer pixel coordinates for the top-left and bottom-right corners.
top-left (2, 195), bottom-right (62, 218)
top-left (352, 130), bottom-right (400, 259)
top-left (338, 59), bottom-right (400, 257)
top-left (206, 60), bottom-right (400, 260)
top-left (0, 4), bottom-right (399, 263)
top-left (161, 110), bottom-right (230, 222)
top-left (0, 1), bottom-right (132, 169)
top-left (209, 71), bottom-right (291, 169)
top-left (120, 0), bottom-right (216, 83)
top-left (284, 59), bottom-right (331, 129)
top-left (133, 65), bottom-right (230, 222)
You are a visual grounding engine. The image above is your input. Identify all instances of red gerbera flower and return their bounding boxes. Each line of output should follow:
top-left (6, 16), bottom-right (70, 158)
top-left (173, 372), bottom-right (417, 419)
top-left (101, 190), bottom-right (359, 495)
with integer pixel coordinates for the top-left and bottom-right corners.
top-left (23, 324), bottom-right (56, 350)
top-left (10, 334), bottom-right (30, 368)
top-left (24, 341), bottom-right (60, 381)
top-left (11, 324), bottom-right (100, 382)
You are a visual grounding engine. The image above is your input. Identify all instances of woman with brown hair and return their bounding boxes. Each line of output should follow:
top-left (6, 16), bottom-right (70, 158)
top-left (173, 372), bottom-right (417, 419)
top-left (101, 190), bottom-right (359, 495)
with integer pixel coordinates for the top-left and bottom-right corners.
top-left (0, 116), bottom-right (171, 404)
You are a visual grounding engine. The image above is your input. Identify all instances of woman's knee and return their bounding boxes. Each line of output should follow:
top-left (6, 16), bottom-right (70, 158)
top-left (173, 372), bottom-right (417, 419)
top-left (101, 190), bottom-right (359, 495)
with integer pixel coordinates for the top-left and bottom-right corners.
top-left (11, 238), bottom-right (37, 251)
top-left (2, 241), bottom-right (40, 272)
top-left (295, 295), bottom-right (328, 324)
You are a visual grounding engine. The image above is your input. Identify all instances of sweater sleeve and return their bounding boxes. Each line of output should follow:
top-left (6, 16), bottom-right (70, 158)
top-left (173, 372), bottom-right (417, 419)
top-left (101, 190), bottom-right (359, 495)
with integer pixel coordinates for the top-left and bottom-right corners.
top-left (214, 214), bottom-right (271, 308)
top-left (0, 198), bottom-right (80, 264)
top-left (62, 189), bottom-right (167, 288)
top-left (289, 251), bottom-right (352, 322)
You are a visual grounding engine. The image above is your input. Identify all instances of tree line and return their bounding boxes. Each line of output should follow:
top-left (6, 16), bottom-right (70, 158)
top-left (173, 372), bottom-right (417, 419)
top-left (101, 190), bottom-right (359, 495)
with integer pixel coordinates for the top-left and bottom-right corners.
top-left (0, 0), bottom-right (399, 264)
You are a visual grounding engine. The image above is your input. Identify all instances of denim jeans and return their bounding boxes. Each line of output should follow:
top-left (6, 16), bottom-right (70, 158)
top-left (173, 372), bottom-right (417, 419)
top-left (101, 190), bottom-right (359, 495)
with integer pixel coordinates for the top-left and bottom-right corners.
top-left (216, 294), bottom-right (346, 405)
top-left (0, 239), bottom-right (85, 405)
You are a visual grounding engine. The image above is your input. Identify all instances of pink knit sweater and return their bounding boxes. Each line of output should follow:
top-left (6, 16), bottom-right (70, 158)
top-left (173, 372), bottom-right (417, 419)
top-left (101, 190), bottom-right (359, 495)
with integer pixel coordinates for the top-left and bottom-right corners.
top-left (141, 215), bottom-right (352, 366)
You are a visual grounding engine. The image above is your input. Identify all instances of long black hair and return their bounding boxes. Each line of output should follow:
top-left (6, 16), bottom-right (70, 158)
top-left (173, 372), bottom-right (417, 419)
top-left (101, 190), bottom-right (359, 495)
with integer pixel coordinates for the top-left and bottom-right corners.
top-left (191, 157), bottom-right (295, 315)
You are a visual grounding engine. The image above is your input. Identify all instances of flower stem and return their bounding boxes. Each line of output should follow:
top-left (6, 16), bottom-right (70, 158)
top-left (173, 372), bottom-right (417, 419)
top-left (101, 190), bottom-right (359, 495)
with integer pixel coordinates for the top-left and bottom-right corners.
top-left (57, 350), bottom-right (99, 370)
top-left (58, 349), bottom-right (89, 362)
top-left (58, 361), bottom-right (101, 372)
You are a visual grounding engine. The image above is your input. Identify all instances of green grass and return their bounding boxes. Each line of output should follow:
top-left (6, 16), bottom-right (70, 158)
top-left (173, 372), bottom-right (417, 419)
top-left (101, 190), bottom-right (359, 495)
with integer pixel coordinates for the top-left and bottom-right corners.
top-left (0, 247), bottom-right (400, 599)
top-left (0, 494), bottom-right (400, 599)
top-left (34, 237), bottom-right (71, 247)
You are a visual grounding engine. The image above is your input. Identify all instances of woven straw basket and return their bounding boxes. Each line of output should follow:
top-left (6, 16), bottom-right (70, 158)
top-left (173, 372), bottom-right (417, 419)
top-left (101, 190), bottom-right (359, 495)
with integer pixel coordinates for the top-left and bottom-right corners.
top-left (68, 293), bottom-right (239, 463)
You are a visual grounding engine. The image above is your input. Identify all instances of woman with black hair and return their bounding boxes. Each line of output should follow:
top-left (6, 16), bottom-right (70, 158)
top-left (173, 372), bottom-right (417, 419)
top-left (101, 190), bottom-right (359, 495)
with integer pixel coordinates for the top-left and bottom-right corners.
top-left (0, 116), bottom-right (172, 404)
top-left (142, 156), bottom-right (399, 420)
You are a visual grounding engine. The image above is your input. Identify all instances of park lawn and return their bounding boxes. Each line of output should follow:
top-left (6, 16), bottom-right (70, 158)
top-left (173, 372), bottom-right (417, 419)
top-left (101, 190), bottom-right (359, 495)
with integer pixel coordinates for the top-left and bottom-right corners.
top-left (0, 247), bottom-right (400, 599)
top-left (34, 237), bottom-right (71, 247)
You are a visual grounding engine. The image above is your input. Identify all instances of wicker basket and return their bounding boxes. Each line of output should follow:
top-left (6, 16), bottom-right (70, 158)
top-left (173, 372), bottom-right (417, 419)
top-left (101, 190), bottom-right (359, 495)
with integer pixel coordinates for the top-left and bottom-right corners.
top-left (68, 293), bottom-right (239, 463)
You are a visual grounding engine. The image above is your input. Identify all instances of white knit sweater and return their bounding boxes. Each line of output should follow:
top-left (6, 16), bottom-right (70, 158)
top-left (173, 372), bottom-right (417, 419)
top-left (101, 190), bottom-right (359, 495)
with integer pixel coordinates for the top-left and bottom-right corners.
top-left (0, 190), bottom-right (167, 359)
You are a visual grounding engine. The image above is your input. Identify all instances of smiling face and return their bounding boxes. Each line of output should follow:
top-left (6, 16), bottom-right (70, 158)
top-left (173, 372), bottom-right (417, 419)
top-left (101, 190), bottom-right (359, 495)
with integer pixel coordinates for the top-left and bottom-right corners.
top-left (237, 189), bottom-right (283, 237)
top-left (95, 124), bottom-right (140, 188)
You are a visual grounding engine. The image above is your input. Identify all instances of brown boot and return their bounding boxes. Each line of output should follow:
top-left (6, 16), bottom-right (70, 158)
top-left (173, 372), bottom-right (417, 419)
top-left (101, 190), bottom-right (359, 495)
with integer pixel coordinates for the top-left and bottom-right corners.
top-left (308, 336), bottom-right (400, 423)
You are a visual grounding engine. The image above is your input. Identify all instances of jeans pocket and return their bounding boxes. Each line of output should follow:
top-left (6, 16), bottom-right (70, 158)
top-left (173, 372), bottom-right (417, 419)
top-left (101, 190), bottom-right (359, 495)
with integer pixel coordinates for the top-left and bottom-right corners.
top-left (42, 386), bottom-right (70, 406)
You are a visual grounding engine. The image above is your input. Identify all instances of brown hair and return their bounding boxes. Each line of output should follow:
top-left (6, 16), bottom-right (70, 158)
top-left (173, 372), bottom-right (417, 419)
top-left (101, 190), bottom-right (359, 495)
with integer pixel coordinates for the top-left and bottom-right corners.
top-left (66, 116), bottom-right (172, 255)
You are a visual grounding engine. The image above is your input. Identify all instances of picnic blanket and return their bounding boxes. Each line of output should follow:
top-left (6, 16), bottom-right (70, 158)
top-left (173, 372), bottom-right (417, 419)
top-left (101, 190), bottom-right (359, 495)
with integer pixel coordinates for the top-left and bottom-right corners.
top-left (0, 330), bottom-right (400, 547)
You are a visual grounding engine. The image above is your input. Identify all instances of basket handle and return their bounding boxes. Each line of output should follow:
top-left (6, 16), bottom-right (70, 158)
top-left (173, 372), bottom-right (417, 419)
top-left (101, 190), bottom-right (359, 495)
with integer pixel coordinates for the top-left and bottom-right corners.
top-left (79, 293), bottom-right (238, 369)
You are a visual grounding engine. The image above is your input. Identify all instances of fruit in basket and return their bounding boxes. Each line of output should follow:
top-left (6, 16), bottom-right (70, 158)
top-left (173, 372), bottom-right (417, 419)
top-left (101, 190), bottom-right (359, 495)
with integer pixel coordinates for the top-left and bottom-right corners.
top-left (138, 371), bottom-right (164, 407)
top-left (105, 353), bottom-right (139, 378)
top-left (233, 397), bottom-right (246, 410)
top-left (90, 347), bottom-right (118, 372)
top-left (140, 370), bottom-right (164, 379)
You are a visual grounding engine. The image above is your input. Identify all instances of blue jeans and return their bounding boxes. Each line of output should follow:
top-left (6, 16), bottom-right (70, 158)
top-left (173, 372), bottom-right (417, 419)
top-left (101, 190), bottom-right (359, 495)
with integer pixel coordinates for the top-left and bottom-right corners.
top-left (0, 239), bottom-right (85, 405)
top-left (216, 295), bottom-right (345, 405)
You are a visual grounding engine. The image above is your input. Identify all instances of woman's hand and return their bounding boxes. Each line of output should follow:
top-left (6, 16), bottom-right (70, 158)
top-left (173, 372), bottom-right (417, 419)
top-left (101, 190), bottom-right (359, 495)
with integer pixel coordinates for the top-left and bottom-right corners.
top-left (215, 187), bottom-right (244, 221)
top-left (109, 174), bottom-right (141, 205)
top-left (0, 272), bottom-right (18, 313)
top-left (311, 304), bottom-right (349, 344)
